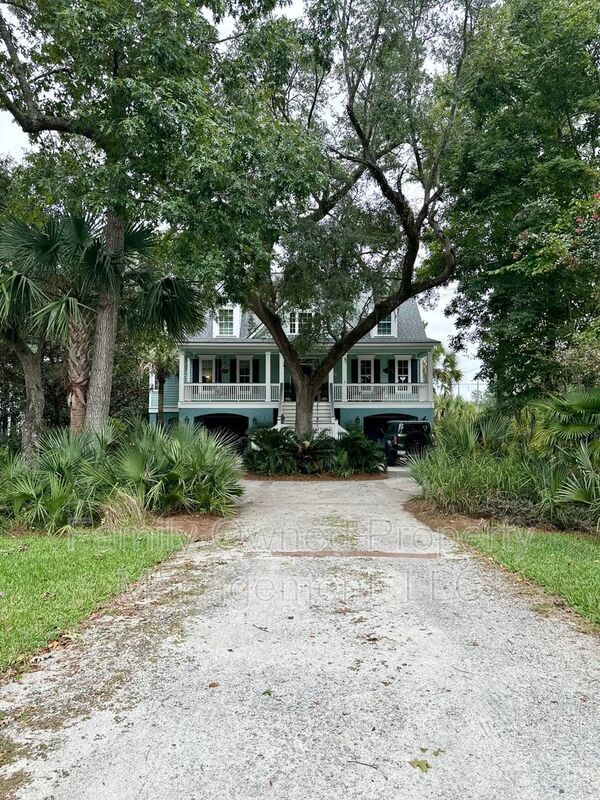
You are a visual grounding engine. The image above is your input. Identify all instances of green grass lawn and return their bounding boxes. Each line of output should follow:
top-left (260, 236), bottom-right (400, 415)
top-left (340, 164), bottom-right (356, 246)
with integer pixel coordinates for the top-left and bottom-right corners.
top-left (460, 527), bottom-right (600, 625)
top-left (0, 530), bottom-right (185, 673)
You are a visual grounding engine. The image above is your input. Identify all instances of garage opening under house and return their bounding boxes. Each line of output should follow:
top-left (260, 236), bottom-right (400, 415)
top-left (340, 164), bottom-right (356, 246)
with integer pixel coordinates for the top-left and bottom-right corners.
top-left (148, 299), bottom-right (438, 438)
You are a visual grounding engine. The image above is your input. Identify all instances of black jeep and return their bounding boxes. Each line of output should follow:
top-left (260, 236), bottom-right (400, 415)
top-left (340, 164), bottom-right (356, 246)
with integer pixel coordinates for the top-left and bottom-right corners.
top-left (383, 420), bottom-right (434, 464)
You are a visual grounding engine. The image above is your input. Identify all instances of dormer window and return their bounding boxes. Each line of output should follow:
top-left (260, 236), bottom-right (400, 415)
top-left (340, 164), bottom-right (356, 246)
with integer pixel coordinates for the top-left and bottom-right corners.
top-left (376, 314), bottom-right (393, 336)
top-left (217, 307), bottom-right (234, 336)
top-left (288, 310), bottom-right (311, 334)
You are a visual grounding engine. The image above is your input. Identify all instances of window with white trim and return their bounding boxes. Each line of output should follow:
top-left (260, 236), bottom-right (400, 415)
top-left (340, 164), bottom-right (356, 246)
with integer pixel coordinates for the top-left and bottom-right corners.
top-left (376, 314), bottom-right (393, 336)
top-left (218, 307), bottom-right (234, 336)
top-left (396, 358), bottom-right (409, 385)
top-left (359, 357), bottom-right (374, 384)
top-left (287, 310), bottom-right (312, 334)
top-left (201, 359), bottom-right (214, 383)
top-left (238, 357), bottom-right (251, 384)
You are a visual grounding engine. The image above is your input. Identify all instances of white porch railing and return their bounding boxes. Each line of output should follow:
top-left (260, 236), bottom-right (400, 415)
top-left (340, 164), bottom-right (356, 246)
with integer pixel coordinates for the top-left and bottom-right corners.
top-left (333, 383), bottom-right (431, 402)
top-left (181, 382), bottom-right (429, 403)
top-left (183, 383), bottom-right (280, 402)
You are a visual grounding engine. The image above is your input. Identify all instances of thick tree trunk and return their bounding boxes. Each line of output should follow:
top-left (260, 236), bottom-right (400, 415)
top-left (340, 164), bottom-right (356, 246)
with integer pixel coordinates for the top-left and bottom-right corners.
top-left (67, 312), bottom-right (94, 433)
top-left (292, 375), bottom-right (318, 436)
top-left (85, 213), bottom-right (125, 431)
top-left (11, 337), bottom-right (44, 461)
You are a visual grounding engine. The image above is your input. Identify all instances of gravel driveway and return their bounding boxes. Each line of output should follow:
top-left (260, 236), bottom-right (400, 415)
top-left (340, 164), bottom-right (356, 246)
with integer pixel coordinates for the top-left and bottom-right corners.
top-left (1, 477), bottom-right (599, 799)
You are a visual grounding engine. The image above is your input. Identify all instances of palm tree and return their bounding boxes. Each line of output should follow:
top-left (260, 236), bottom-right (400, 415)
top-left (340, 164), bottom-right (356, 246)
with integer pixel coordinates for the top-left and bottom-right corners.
top-left (432, 345), bottom-right (463, 397)
top-left (1, 214), bottom-right (205, 442)
top-left (0, 215), bottom-right (148, 433)
top-left (0, 269), bottom-right (47, 459)
top-left (138, 333), bottom-right (179, 428)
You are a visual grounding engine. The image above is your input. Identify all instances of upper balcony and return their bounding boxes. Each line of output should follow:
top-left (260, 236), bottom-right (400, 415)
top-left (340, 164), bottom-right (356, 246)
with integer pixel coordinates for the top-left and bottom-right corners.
top-left (180, 380), bottom-right (431, 404)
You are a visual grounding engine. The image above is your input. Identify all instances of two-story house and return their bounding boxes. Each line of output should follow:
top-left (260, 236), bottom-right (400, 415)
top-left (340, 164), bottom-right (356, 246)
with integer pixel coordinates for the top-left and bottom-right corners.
top-left (148, 298), bottom-right (438, 438)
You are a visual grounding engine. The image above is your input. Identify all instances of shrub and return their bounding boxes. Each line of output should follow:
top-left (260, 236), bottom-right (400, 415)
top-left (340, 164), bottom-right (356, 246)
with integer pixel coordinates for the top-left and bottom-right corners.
top-left (244, 424), bottom-right (386, 476)
top-left (336, 424), bottom-right (386, 473)
top-left (0, 422), bottom-right (244, 533)
top-left (411, 390), bottom-right (600, 532)
top-left (295, 430), bottom-right (338, 474)
top-left (244, 427), bottom-right (298, 476)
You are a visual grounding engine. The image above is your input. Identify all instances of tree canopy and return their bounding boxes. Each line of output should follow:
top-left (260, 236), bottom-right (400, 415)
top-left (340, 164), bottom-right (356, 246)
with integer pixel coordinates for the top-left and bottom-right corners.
top-left (445, 0), bottom-right (600, 407)
top-left (169, 0), bottom-right (489, 430)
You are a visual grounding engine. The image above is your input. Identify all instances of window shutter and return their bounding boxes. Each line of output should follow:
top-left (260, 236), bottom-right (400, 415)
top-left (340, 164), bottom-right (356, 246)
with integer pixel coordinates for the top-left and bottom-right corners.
top-left (191, 358), bottom-right (200, 384)
top-left (230, 358), bottom-right (237, 383)
top-left (411, 359), bottom-right (419, 383)
top-left (350, 358), bottom-right (358, 383)
top-left (374, 359), bottom-right (381, 383)
top-left (252, 357), bottom-right (260, 383)
top-left (215, 358), bottom-right (222, 383)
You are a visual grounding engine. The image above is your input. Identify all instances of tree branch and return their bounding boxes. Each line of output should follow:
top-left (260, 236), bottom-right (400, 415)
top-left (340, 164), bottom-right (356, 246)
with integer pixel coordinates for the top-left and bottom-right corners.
top-left (0, 9), bottom-right (97, 140)
top-left (0, 8), bottom-right (37, 116)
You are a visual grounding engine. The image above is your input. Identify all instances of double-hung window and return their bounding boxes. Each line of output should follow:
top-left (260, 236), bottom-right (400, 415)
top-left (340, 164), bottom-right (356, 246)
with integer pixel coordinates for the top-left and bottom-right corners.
top-left (376, 314), bottom-right (392, 336)
top-left (288, 310), bottom-right (311, 334)
top-left (238, 358), bottom-right (251, 384)
top-left (218, 307), bottom-right (234, 336)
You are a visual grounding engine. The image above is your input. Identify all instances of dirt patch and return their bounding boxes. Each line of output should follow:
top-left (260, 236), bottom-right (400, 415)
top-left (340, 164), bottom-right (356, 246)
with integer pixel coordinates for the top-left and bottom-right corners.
top-left (404, 498), bottom-right (490, 537)
top-left (0, 769), bottom-right (28, 800)
top-left (151, 513), bottom-right (224, 541)
top-left (244, 472), bottom-right (388, 481)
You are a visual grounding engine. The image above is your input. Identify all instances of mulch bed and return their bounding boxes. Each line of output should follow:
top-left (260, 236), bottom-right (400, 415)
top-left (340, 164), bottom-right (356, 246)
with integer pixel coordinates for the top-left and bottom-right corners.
top-left (405, 497), bottom-right (596, 539)
top-left (404, 497), bottom-right (488, 536)
top-left (243, 472), bottom-right (388, 482)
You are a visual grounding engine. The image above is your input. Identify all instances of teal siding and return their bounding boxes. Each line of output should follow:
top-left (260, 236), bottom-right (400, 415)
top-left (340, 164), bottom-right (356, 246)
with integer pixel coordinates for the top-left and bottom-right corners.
top-left (178, 406), bottom-right (275, 427)
top-left (149, 375), bottom-right (179, 410)
top-left (149, 411), bottom-right (179, 427)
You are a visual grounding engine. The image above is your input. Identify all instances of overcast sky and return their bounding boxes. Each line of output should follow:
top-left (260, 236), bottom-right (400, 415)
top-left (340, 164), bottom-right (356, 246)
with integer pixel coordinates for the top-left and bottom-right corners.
top-left (0, 111), bottom-right (482, 385)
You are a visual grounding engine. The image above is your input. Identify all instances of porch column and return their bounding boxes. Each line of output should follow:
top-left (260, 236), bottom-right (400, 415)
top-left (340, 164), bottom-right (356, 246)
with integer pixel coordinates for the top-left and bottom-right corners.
top-left (328, 369), bottom-right (335, 421)
top-left (179, 350), bottom-right (186, 403)
top-left (427, 349), bottom-right (433, 401)
top-left (264, 350), bottom-right (271, 402)
top-left (342, 354), bottom-right (348, 402)
top-left (279, 352), bottom-right (285, 385)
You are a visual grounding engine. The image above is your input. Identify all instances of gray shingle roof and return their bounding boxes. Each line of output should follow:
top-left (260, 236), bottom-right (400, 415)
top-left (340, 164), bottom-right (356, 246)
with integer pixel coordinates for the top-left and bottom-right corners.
top-left (184, 298), bottom-right (438, 345)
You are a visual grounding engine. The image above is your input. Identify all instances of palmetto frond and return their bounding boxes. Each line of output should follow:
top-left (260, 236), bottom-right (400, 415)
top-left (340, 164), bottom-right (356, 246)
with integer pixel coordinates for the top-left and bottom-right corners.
top-left (0, 217), bottom-right (63, 279)
top-left (534, 389), bottom-right (600, 453)
top-left (556, 444), bottom-right (600, 527)
top-left (0, 270), bottom-right (48, 327)
top-left (33, 294), bottom-right (92, 342)
top-left (123, 222), bottom-right (155, 257)
top-left (135, 274), bottom-right (205, 336)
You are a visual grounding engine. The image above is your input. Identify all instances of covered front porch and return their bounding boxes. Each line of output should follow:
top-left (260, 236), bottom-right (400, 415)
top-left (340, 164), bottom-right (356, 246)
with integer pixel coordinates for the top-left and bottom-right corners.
top-left (179, 348), bottom-right (433, 406)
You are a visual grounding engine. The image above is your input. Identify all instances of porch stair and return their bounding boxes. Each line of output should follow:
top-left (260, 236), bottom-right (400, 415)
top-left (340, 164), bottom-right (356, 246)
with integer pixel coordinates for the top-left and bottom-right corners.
top-left (277, 400), bottom-right (343, 438)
